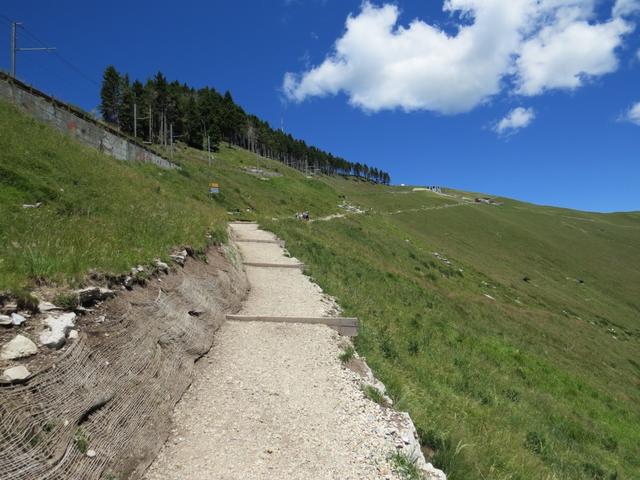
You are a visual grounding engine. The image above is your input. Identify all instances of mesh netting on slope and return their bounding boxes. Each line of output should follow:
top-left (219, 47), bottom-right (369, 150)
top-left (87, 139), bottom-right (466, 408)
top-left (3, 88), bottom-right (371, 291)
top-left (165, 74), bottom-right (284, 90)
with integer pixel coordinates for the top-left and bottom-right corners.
top-left (0, 249), bottom-right (247, 480)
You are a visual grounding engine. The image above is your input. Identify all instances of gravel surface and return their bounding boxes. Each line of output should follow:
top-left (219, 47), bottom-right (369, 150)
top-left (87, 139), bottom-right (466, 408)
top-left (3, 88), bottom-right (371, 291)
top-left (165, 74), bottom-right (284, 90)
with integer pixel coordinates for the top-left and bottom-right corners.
top-left (236, 241), bottom-right (301, 265)
top-left (144, 322), bottom-right (403, 480)
top-left (143, 224), bottom-right (405, 480)
top-left (231, 223), bottom-right (278, 241)
top-left (240, 266), bottom-right (338, 317)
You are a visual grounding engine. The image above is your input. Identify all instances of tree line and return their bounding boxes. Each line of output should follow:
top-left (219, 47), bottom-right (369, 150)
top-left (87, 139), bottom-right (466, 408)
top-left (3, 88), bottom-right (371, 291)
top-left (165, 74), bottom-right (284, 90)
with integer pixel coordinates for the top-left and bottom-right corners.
top-left (99, 66), bottom-right (391, 184)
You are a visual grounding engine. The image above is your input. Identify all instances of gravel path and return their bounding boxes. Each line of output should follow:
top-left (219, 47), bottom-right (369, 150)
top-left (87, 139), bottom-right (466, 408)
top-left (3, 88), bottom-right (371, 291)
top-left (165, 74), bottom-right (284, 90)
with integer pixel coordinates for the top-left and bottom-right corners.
top-left (231, 223), bottom-right (279, 241)
top-left (143, 223), bottom-right (408, 480)
top-left (235, 241), bottom-right (301, 265)
top-left (144, 322), bottom-right (403, 480)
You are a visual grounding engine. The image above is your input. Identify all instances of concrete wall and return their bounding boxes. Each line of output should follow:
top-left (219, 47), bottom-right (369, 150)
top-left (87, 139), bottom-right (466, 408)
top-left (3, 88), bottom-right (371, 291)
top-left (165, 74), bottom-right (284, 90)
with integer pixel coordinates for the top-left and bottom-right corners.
top-left (0, 72), bottom-right (176, 170)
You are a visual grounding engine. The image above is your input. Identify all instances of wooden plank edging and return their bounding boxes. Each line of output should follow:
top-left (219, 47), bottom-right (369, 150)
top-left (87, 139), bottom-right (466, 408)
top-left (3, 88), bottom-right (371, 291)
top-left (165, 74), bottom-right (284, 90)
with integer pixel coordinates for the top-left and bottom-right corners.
top-left (243, 262), bottom-right (304, 269)
top-left (235, 239), bottom-right (284, 245)
top-left (225, 314), bottom-right (358, 328)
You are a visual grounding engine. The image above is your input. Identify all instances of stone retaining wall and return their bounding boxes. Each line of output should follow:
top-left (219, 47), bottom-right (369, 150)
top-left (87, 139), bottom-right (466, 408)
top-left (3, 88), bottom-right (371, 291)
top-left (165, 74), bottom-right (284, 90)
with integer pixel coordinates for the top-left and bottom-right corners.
top-left (0, 72), bottom-right (176, 170)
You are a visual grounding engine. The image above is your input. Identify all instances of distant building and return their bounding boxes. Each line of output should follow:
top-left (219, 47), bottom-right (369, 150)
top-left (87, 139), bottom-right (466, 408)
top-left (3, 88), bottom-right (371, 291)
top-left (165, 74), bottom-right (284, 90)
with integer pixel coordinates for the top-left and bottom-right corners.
top-left (413, 186), bottom-right (443, 193)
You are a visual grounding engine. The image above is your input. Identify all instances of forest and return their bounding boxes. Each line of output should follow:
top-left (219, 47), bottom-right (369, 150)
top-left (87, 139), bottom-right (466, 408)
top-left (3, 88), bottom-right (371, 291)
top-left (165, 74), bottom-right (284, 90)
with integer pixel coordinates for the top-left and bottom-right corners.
top-left (99, 66), bottom-right (391, 184)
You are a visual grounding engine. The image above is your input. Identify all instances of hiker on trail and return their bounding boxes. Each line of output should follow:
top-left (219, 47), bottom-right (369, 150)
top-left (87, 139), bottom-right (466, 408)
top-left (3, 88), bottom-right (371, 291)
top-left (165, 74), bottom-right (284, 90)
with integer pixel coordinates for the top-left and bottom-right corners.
top-left (302, 211), bottom-right (310, 221)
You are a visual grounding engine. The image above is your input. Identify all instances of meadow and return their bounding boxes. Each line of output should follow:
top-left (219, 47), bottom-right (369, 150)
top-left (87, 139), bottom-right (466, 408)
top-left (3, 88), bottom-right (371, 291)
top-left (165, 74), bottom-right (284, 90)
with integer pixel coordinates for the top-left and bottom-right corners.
top-left (264, 186), bottom-right (640, 479)
top-left (2, 98), bottom-right (639, 478)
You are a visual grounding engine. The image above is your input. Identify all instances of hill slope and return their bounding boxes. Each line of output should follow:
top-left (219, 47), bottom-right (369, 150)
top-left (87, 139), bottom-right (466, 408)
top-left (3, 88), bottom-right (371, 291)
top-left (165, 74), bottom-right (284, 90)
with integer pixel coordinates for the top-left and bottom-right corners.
top-left (2, 99), bottom-right (639, 479)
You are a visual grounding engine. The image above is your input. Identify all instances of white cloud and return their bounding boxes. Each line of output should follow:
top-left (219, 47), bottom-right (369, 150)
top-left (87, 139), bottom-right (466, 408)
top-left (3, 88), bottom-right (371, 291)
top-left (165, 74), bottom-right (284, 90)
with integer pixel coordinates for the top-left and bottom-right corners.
top-left (613, 0), bottom-right (640, 17)
top-left (494, 107), bottom-right (536, 135)
top-left (622, 101), bottom-right (640, 124)
top-left (515, 17), bottom-right (632, 95)
top-left (283, 1), bottom-right (636, 114)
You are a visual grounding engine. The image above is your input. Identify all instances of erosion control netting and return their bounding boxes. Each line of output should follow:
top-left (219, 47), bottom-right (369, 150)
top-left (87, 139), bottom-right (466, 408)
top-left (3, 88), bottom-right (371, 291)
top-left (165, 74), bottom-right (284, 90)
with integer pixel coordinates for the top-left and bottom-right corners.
top-left (0, 249), bottom-right (247, 480)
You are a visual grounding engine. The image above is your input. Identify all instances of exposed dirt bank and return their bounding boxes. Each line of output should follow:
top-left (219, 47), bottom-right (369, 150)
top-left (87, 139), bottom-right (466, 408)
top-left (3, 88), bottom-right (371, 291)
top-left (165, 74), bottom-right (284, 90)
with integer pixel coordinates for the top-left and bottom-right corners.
top-left (0, 247), bottom-right (247, 480)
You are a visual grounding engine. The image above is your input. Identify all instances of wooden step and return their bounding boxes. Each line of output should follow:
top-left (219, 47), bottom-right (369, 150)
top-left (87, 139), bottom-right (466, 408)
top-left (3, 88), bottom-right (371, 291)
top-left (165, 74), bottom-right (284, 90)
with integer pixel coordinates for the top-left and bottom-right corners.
top-left (235, 239), bottom-right (284, 245)
top-left (225, 314), bottom-right (358, 337)
top-left (243, 262), bottom-right (304, 269)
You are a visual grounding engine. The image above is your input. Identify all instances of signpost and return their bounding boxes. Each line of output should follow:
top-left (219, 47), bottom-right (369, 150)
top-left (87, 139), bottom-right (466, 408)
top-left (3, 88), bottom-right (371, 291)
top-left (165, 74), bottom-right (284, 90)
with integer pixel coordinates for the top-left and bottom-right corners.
top-left (209, 182), bottom-right (220, 197)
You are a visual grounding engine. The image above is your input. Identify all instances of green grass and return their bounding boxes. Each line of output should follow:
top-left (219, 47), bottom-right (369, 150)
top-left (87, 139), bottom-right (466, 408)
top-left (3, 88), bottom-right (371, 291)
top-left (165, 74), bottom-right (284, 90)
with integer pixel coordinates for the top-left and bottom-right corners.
top-left (2, 98), bottom-right (640, 479)
top-left (0, 99), bottom-right (339, 291)
top-left (363, 384), bottom-right (386, 405)
top-left (390, 451), bottom-right (423, 480)
top-left (263, 192), bottom-right (640, 479)
top-left (73, 428), bottom-right (89, 454)
top-left (339, 344), bottom-right (356, 363)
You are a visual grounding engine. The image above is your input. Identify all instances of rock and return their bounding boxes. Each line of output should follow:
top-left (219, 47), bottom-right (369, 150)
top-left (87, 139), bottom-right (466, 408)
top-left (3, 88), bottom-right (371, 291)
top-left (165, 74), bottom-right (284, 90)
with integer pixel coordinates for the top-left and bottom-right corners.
top-left (95, 315), bottom-right (106, 324)
top-left (1, 334), bottom-right (38, 360)
top-left (423, 463), bottom-right (447, 480)
top-left (39, 313), bottom-right (76, 349)
top-left (86, 449), bottom-right (96, 458)
top-left (123, 276), bottom-right (134, 289)
top-left (0, 315), bottom-right (12, 326)
top-left (11, 313), bottom-right (27, 326)
top-left (38, 301), bottom-right (61, 312)
top-left (22, 202), bottom-right (42, 209)
top-left (1, 302), bottom-right (18, 314)
top-left (1, 365), bottom-right (31, 383)
top-left (170, 250), bottom-right (188, 266)
top-left (155, 259), bottom-right (170, 273)
top-left (76, 287), bottom-right (115, 307)
top-left (68, 329), bottom-right (79, 340)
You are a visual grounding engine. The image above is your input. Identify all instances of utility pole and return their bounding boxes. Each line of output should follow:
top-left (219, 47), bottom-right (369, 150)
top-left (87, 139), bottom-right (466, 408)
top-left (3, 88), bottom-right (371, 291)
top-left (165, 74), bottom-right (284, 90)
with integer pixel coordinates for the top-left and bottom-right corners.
top-left (10, 21), bottom-right (56, 78)
top-left (207, 135), bottom-right (212, 168)
top-left (133, 103), bottom-right (137, 138)
top-left (148, 105), bottom-right (152, 143)
top-left (169, 123), bottom-right (173, 158)
top-left (11, 22), bottom-right (19, 77)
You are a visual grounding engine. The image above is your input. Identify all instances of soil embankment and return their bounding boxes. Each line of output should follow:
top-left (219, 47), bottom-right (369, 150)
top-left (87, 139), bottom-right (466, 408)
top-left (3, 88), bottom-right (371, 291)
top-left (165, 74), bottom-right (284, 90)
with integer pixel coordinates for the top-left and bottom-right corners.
top-left (0, 247), bottom-right (247, 480)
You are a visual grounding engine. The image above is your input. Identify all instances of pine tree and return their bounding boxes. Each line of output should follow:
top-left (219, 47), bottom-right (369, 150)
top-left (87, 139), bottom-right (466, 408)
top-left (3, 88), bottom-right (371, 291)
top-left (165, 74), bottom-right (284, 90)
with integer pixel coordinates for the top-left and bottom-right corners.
top-left (184, 95), bottom-right (202, 148)
top-left (118, 74), bottom-right (134, 134)
top-left (100, 66), bottom-right (121, 125)
top-left (131, 80), bottom-right (146, 140)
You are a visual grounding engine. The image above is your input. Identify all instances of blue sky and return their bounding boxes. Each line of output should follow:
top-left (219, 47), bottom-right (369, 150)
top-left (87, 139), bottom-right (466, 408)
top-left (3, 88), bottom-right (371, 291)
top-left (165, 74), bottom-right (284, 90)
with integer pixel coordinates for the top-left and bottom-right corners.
top-left (1, 0), bottom-right (639, 212)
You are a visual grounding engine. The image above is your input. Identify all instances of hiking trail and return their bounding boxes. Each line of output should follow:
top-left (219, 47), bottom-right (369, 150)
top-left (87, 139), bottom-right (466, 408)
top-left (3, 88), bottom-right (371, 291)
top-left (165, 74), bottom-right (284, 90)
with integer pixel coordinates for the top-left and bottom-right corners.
top-left (143, 223), bottom-right (445, 480)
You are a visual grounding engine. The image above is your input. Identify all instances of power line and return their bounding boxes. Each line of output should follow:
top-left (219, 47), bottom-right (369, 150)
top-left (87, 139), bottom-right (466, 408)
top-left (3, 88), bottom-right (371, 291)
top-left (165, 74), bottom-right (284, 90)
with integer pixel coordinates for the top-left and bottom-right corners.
top-left (18, 22), bottom-right (99, 86)
top-left (1, 15), bottom-right (98, 86)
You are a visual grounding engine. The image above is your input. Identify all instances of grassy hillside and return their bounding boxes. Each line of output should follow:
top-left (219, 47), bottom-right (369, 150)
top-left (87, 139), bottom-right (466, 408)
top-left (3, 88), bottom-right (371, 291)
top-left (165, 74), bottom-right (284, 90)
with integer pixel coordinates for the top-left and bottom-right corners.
top-left (0, 99), bottom-right (338, 291)
top-left (265, 187), bottom-right (640, 480)
top-left (2, 99), bottom-right (639, 479)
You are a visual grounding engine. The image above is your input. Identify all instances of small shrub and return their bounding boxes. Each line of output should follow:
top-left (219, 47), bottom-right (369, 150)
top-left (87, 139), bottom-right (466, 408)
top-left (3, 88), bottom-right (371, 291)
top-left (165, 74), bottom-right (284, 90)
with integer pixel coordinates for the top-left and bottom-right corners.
top-left (407, 338), bottom-right (420, 355)
top-left (339, 345), bottom-right (356, 363)
top-left (503, 388), bottom-right (520, 403)
top-left (14, 290), bottom-right (39, 312)
top-left (390, 451), bottom-right (422, 480)
top-left (524, 431), bottom-right (547, 456)
top-left (74, 428), bottom-right (89, 454)
top-left (380, 334), bottom-right (397, 360)
top-left (54, 292), bottom-right (79, 311)
top-left (416, 427), bottom-right (450, 453)
top-left (363, 385), bottom-right (385, 405)
top-left (601, 436), bottom-right (618, 452)
top-left (582, 463), bottom-right (606, 480)
top-left (209, 225), bottom-right (229, 245)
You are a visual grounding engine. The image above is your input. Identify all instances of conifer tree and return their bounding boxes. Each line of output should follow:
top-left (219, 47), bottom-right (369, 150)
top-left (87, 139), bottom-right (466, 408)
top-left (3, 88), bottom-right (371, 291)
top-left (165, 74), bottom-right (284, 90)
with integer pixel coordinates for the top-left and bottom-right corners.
top-left (100, 66), bottom-right (121, 125)
top-left (118, 74), bottom-right (134, 134)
